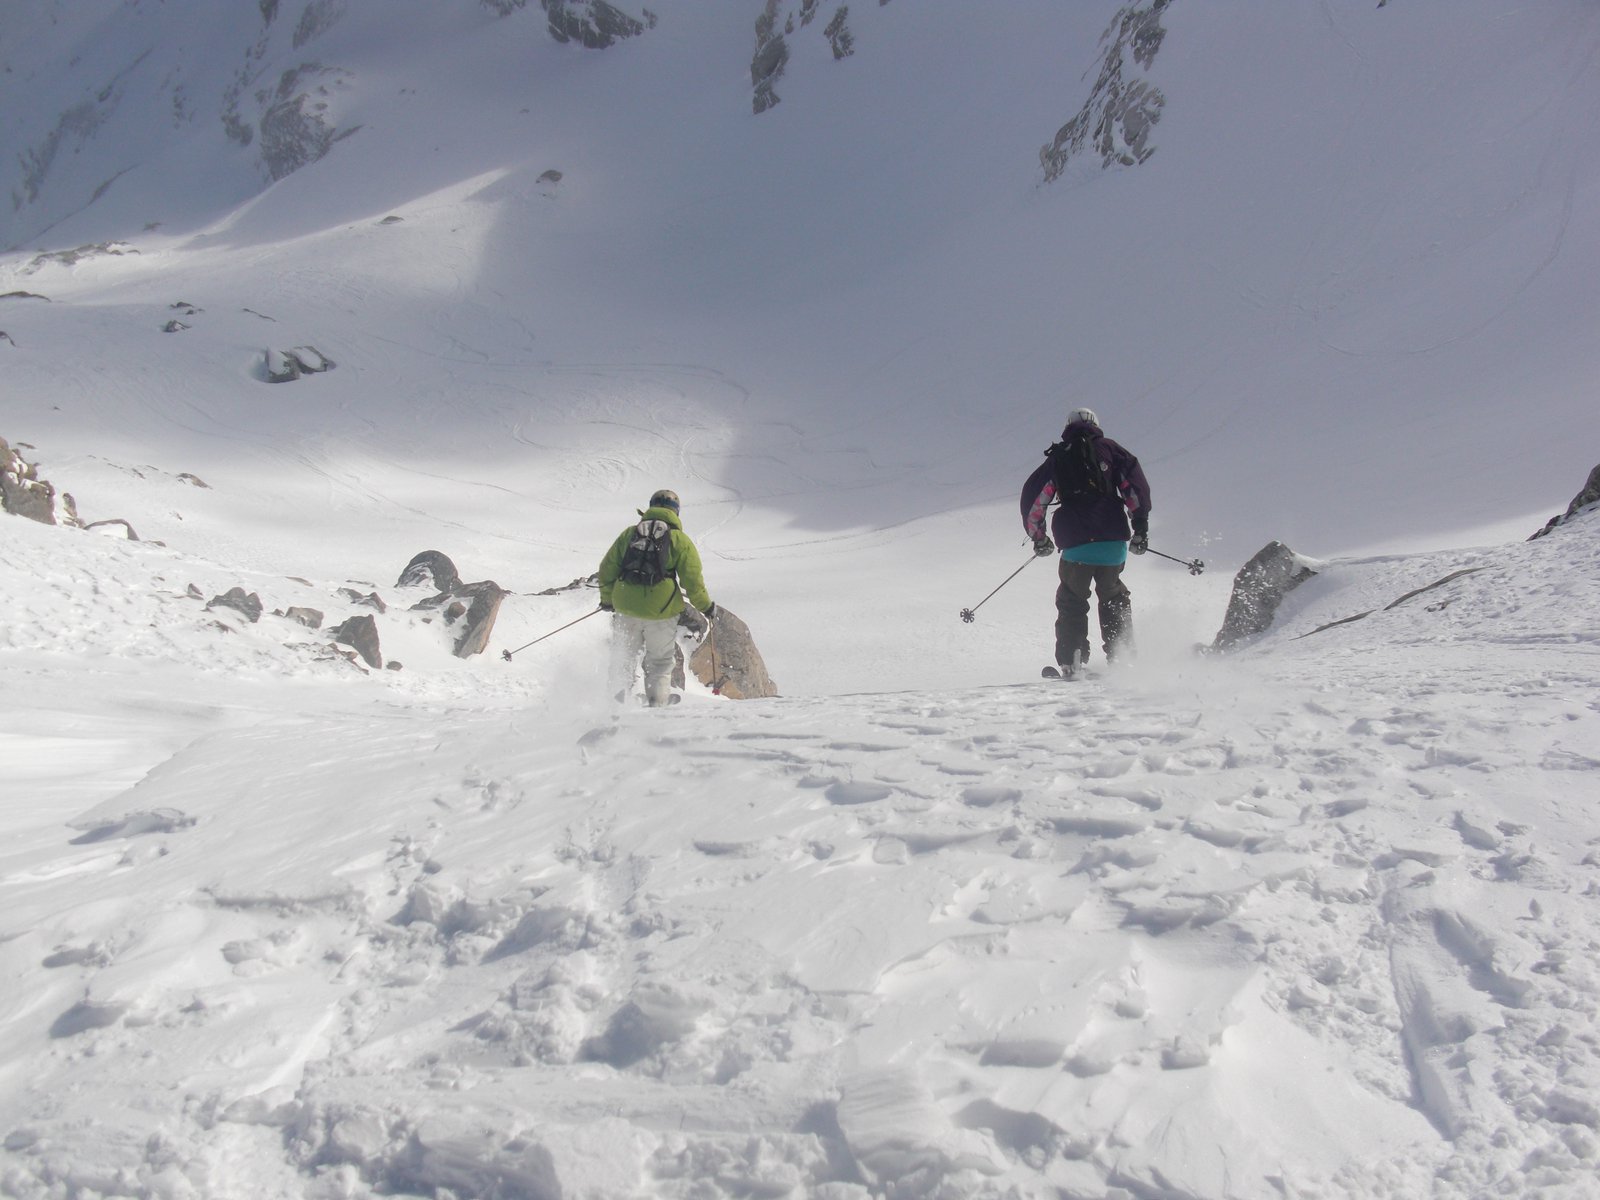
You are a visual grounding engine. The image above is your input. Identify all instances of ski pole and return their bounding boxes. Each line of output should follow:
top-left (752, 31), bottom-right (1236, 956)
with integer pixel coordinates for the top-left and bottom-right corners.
top-left (1146, 547), bottom-right (1205, 575)
top-left (707, 619), bottom-right (725, 695)
top-left (959, 555), bottom-right (1039, 623)
top-left (501, 607), bottom-right (605, 661)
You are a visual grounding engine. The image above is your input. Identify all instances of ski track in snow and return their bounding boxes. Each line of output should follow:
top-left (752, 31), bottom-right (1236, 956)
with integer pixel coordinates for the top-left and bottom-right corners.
top-left (3, 517), bottom-right (1598, 1199)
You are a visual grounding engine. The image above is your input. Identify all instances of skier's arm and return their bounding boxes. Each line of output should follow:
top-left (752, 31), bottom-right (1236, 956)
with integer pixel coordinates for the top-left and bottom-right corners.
top-left (597, 531), bottom-right (627, 607)
top-left (673, 533), bottom-right (713, 613)
top-left (1118, 451), bottom-right (1152, 535)
top-left (1020, 460), bottom-right (1056, 541)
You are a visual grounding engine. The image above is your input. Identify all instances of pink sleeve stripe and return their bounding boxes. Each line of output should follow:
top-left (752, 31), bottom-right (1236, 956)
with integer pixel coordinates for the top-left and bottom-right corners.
top-left (1027, 482), bottom-right (1056, 537)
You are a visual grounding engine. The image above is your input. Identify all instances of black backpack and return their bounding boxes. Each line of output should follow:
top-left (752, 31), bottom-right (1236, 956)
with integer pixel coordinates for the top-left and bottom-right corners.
top-left (618, 519), bottom-right (675, 587)
top-left (1048, 435), bottom-right (1114, 500)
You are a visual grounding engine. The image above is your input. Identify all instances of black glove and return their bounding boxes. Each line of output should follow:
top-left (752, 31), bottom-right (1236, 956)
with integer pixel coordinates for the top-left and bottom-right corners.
top-left (1032, 537), bottom-right (1055, 558)
top-left (703, 602), bottom-right (718, 623)
top-left (598, 600), bottom-right (613, 612)
top-left (1129, 532), bottom-right (1148, 555)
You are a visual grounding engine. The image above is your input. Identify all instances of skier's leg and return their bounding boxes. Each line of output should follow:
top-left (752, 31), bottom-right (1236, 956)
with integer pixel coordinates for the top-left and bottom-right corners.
top-left (1055, 560), bottom-right (1093, 666)
top-left (1095, 565), bottom-right (1133, 660)
top-left (608, 615), bottom-right (646, 701)
top-left (640, 618), bottom-right (679, 706)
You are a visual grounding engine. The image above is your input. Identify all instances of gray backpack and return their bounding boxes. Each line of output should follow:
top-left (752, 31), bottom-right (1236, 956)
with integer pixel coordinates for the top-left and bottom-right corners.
top-left (619, 519), bottom-right (674, 587)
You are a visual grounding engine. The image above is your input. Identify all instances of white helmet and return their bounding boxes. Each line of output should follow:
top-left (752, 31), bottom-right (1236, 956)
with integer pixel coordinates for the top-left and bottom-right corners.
top-left (1067, 407), bottom-right (1100, 430)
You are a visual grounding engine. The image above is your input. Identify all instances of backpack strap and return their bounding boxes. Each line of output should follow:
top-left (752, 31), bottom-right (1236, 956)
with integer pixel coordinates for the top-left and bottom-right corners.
top-left (1049, 434), bottom-right (1114, 499)
top-left (644, 520), bottom-right (679, 614)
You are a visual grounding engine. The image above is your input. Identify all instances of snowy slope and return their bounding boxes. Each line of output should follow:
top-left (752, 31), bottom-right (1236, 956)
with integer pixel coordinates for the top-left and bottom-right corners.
top-left (3, 505), bottom-right (1599, 1199)
top-left (4, 1), bottom-right (1597, 572)
top-left (2, 1), bottom-right (1599, 1197)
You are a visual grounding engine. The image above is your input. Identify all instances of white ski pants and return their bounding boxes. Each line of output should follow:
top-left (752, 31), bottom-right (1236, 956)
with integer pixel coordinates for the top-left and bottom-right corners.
top-left (608, 613), bottom-right (678, 706)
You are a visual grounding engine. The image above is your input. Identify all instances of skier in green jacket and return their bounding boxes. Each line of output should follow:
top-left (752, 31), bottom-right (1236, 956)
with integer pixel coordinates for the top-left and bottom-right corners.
top-left (596, 489), bottom-right (716, 706)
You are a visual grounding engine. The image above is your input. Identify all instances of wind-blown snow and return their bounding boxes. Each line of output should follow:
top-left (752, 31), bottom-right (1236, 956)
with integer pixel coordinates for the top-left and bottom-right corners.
top-left (2, 2), bottom-right (1598, 1197)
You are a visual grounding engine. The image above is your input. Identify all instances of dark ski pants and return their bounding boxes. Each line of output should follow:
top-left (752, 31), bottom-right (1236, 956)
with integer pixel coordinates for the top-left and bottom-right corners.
top-left (1055, 559), bottom-right (1132, 665)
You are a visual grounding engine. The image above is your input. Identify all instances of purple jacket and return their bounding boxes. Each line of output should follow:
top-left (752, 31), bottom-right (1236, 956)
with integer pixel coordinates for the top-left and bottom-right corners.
top-left (1020, 422), bottom-right (1151, 548)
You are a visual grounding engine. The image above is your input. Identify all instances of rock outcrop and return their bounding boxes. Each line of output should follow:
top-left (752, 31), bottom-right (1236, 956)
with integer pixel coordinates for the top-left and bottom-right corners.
top-left (398, 551), bottom-right (507, 658)
top-left (482, 0), bottom-right (652, 48)
top-left (1211, 541), bottom-right (1318, 652)
top-left (259, 65), bottom-right (357, 181)
top-left (749, 2), bottom-right (857, 114)
top-left (1, 437), bottom-right (60, 524)
top-left (338, 588), bottom-right (388, 613)
top-left (544, 0), bottom-right (650, 48)
top-left (1529, 463), bottom-right (1600, 540)
top-left (329, 614), bottom-right (383, 669)
top-left (278, 606), bottom-right (324, 629)
top-left (451, 582), bottom-right (508, 658)
top-left (397, 551), bottom-right (462, 593)
top-left (1041, 0), bottom-right (1172, 181)
top-left (689, 606), bottom-right (778, 699)
top-left (83, 519), bottom-right (141, 541)
top-left (207, 587), bottom-right (265, 624)
top-left (264, 346), bottom-right (336, 383)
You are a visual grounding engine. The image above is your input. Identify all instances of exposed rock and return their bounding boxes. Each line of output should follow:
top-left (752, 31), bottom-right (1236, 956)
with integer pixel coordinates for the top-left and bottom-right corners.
top-left (264, 345), bottom-right (337, 382)
top-left (749, 2), bottom-right (861, 113)
top-left (161, 320), bottom-right (190, 333)
top-left (397, 550), bottom-right (462, 593)
top-left (278, 607), bottom-right (324, 629)
top-left (207, 587), bottom-right (265, 624)
top-left (177, 473), bottom-right (210, 489)
top-left (751, 14), bottom-right (789, 114)
top-left (541, 0), bottom-right (650, 48)
top-left (1529, 463), bottom-right (1600, 540)
top-left (265, 349), bottom-right (302, 383)
top-left (536, 573), bottom-right (598, 596)
top-left (823, 8), bottom-right (853, 59)
top-left (394, 552), bottom-right (506, 656)
top-left (25, 243), bottom-right (138, 272)
top-left (293, 0), bottom-right (342, 49)
top-left (380, 214), bottom-right (404, 225)
top-left (537, 169), bottom-right (563, 185)
top-left (1295, 567), bottom-right (1489, 641)
top-left (1211, 541), bottom-right (1317, 651)
top-left (689, 607), bottom-right (778, 699)
top-left (386, 661), bottom-right (404, 672)
top-left (1041, 0), bottom-right (1172, 181)
top-left (186, 583), bottom-right (205, 599)
top-left (1, 436), bottom-right (60, 524)
top-left (1, 331), bottom-right (13, 346)
top-left (1, 291), bottom-right (51, 301)
top-left (338, 588), bottom-right (388, 613)
top-left (453, 582), bottom-right (508, 658)
top-left (309, 642), bottom-right (364, 669)
top-left (329, 614), bottom-right (383, 669)
top-left (84, 518), bottom-right (140, 541)
top-left (259, 65), bottom-right (357, 182)
top-left (290, 345), bottom-right (335, 372)
top-left (58, 493), bottom-right (83, 528)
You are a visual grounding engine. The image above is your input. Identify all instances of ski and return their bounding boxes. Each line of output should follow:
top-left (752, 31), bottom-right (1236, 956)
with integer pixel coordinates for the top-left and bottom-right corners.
top-left (1041, 664), bottom-right (1092, 681)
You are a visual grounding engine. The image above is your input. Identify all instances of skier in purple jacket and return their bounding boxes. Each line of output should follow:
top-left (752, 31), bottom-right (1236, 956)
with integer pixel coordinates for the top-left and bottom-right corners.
top-left (1019, 408), bottom-right (1152, 676)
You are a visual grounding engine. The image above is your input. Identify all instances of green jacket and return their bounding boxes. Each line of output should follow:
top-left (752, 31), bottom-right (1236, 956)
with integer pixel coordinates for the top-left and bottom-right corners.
top-left (597, 506), bottom-right (713, 620)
